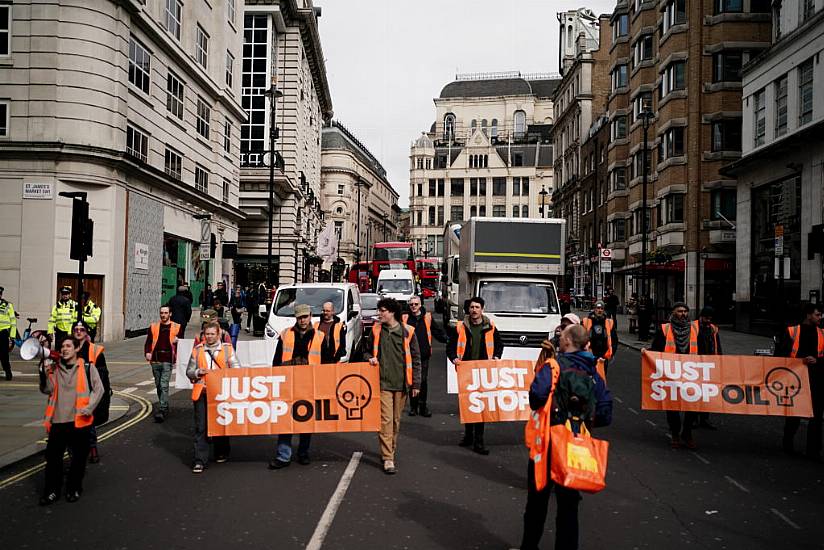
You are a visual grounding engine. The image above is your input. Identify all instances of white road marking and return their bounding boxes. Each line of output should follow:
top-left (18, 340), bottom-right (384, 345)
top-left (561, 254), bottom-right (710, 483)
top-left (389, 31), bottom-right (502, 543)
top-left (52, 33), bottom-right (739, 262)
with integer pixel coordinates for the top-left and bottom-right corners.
top-left (11, 372), bottom-right (38, 377)
top-left (23, 420), bottom-right (43, 427)
top-left (690, 451), bottom-right (710, 465)
top-left (613, 396), bottom-right (623, 403)
top-left (645, 420), bottom-right (656, 427)
top-left (770, 508), bottom-right (801, 530)
top-left (627, 407), bottom-right (639, 415)
top-left (136, 379), bottom-right (155, 386)
top-left (305, 451), bottom-right (363, 550)
top-left (146, 390), bottom-right (158, 395)
top-left (121, 387), bottom-right (137, 394)
top-left (724, 475), bottom-right (750, 493)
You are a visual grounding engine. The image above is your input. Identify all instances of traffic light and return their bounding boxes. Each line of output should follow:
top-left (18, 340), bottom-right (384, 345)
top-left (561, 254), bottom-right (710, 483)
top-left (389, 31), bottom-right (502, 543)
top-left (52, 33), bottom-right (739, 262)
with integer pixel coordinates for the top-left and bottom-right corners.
top-left (210, 233), bottom-right (217, 258)
top-left (69, 199), bottom-right (93, 261)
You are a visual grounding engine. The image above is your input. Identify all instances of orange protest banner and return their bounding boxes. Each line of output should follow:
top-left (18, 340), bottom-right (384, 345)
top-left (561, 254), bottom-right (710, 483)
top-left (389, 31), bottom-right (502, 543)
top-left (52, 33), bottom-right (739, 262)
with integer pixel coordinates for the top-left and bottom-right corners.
top-left (640, 350), bottom-right (813, 417)
top-left (203, 363), bottom-right (381, 437)
top-left (457, 359), bottom-right (536, 423)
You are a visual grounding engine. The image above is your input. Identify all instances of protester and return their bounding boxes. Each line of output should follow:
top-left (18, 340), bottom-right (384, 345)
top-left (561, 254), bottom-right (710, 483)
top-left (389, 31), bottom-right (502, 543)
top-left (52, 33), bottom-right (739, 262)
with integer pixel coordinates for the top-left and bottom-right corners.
top-left (0, 286), bottom-right (17, 380)
top-left (778, 303), bottom-right (824, 459)
top-left (186, 322), bottom-right (240, 473)
top-left (80, 292), bottom-right (102, 342)
top-left (402, 295), bottom-right (446, 417)
top-left (269, 304), bottom-right (325, 469)
top-left (168, 285), bottom-right (193, 338)
top-left (71, 322), bottom-right (110, 465)
top-left (604, 288), bottom-right (619, 323)
top-left (650, 302), bottom-right (698, 449)
top-left (145, 305), bottom-right (180, 423)
top-left (549, 313), bottom-right (581, 350)
top-left (39, 336), bottom-right (104, 505)
top-left (364, 297), bottom-right (421, 474)
top-left (314, 301), bottom-right (348, 364)
top-left (446, 296), bottom-right (503, 455)
top-left (521, 324), bottom-right (612, 550)
top-left (693, 306), bottom-right (722, 431)
top-left (582, 301), bottom-right (618, 372)
top-left (48, 286), bottom-right (77, 346)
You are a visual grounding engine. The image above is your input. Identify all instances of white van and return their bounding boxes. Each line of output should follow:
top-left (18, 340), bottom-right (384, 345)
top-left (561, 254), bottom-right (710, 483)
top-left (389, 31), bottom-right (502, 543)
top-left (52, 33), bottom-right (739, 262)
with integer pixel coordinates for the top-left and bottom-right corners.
top-left (376, 269), bottom-right (416, 307)
top-left (264, 283), bottom-right (363, 362)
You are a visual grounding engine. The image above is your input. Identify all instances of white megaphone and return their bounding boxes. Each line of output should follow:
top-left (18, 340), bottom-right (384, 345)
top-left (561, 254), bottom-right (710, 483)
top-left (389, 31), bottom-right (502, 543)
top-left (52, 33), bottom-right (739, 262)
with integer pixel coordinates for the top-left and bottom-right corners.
top-left (20, 337), bottom-right (54, 361)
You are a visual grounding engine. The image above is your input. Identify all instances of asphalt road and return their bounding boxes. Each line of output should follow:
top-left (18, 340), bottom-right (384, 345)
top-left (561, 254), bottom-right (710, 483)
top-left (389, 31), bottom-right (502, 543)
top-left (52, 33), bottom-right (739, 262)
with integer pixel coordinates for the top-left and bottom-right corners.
top-left (1, 339), bottom-right (823, 549)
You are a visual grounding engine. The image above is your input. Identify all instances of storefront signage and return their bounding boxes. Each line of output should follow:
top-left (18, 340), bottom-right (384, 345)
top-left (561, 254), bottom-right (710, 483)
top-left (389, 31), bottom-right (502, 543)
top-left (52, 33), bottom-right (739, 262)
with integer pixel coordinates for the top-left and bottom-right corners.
top-left (22, 182), bottom-right (54, 200)
top-left (134, 243), bottom-right (149, 271)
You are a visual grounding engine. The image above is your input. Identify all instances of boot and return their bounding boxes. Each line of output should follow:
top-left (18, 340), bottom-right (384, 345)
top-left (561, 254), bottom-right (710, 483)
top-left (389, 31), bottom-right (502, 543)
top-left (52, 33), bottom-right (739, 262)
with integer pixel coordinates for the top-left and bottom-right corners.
top-left (458, 425), bottom-right (473, 447)
top-left (419, 403), bottom-right (432, 418)
top-left (473, 435), bottom-right (490, 456)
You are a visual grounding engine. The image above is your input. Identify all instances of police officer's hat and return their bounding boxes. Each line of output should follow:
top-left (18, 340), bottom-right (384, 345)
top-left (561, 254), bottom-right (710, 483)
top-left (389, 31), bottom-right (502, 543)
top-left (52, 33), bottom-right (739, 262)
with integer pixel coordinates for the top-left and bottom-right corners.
top-left (60, 286), bottom-right (72, 294)
top-left (72, 320), bottom-right (90, 332)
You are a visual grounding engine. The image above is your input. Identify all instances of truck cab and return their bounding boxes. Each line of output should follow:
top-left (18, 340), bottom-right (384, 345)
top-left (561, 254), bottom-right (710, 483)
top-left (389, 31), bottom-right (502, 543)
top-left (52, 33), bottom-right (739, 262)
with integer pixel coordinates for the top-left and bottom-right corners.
top-left (473, 277), bottom-right (561, 347)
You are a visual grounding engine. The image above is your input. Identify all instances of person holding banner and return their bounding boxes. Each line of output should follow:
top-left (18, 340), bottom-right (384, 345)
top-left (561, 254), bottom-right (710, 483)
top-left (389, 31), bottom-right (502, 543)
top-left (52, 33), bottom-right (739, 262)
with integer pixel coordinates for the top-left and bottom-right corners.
top-left (144, 306), bottom-right (180, 423)
top-left (447, 296), bottom-right (503, 455)
top-left (72, 322), bottom-right (111, 465)
top-left (186, 322), bottom-right (240, 473)
top-left (582, 301), bottom-right (617, 371)
top-left (364, 297), bottom-right (421, 475)
top-left (650, 302), bottom-right (699, 449)
top-left (269, 304), bottom-right (325, 469)
top-left (778, 303), bottom-right (824, 459)
top-left (693, 307), bottom-right (722, 431)
top-left (403, 296), bottom-right (446, 417)
top-left (315, 301), bottom-right (347, 364)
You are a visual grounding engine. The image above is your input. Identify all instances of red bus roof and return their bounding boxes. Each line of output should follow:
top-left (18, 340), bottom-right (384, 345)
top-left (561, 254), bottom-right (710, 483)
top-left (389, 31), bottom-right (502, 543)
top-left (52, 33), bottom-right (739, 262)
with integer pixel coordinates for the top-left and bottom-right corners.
top-left (373, 242), bottom-right (413, 248)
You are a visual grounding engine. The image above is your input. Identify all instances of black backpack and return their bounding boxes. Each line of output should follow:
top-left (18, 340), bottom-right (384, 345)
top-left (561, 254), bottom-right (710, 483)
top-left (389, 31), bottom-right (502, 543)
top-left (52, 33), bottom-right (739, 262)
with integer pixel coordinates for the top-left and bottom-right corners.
top-left (553, 356), bottom-right (597, 422)
top-left (85, 362), bottom-right (112, 426)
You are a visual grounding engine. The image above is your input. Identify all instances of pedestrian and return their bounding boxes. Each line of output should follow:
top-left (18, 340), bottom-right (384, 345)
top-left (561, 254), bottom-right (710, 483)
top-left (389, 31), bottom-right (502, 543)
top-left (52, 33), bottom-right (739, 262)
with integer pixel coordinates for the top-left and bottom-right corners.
top-left (693, 306), bottom-right (721, 431)
top-left (637, 294), bottom-right (652, 340)
top-left (80, 292), bottom-right (102, 342)
top-left (521, 324), bottom-right (612, 550)
top-left (199, 284), bottom-right (214, 309)
top-left (0, 286), bottom-right (17, 380)
top-left (402, 295), bottom-right (446, 417)
top-left (38, 336), bottom-right (105, 505)
top-left (168, 285), bottom-right (193, 338)
top-left (229, 287), bottom-right (245, 327)
top-left (186, 321), bottom-right (240, 473)
top-left (604, 288), bottom-right (619, 324)
top-left (48, 286), bottom-right (78, 346)
top-left (582, 301), bottom-right (618, 373)
top-left (314, 301), bottom-right (348, 363)
top-left (193, 309), bottom-right (232, 346)
top-left (182, 282), bottom-right (194, 304)
top-left (650, 302), bottom-right (699, 449)
top-left (626, 293), bottom-right (638, 334)
top-left (70, 322), bottom-right (111, 464)
top-left (245, 284), bottom-right (258, 333)
top-left (212, 297), bottom-right (226, 319)
top-left (446, 296), bottom-right (503, 455)
top-left (779, 303), bottom-right (824, 459)
top-left (145, 305), bottom-right (180, 423)
top-left (213, 281), bottom-right (229, 307)
top-left (549, 313), bottom-right (581, 350)
top-left (269, 304), bottom-right (325, 469)
top-left (363, 297), bottom-right (421, 474)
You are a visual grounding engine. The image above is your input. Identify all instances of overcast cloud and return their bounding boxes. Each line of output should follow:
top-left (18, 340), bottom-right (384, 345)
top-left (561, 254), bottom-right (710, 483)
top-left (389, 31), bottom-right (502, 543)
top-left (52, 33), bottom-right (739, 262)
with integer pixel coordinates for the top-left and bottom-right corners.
top-left (319, 0), bottom-right (617, 208)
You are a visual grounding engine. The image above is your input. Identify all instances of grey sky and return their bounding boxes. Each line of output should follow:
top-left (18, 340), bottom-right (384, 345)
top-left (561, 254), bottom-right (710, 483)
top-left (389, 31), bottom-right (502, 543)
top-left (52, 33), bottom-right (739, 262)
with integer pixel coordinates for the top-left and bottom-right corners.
top-left (319, 0), bottom-right (617, 208)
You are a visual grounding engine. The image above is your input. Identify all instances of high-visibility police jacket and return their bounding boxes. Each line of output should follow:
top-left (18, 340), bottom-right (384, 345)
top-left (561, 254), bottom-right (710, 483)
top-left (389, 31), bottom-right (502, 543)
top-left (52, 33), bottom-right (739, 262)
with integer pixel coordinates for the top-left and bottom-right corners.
top-left (83, 300), bottom-right (102, 329)
top-left (787, 325), bottom-right (824, 358)
top-left (582, 317), bottom-right (616, 360)
top-left (147, 321), bottom-right (180, 362)
top-left (279, 326), bottom-right (324, 365)
top-left (189, 343), bottom-right (235, 401)
top-left (371, 323), bottom-right (416, 387)
top-left (44, 358), bottom-right (94, 433)
top-left (0, 299), bottom-right (17, 339)
top-left (48, 299), bottom-right (78, 334)
top-left (313, 319), bottom-right (345, 362)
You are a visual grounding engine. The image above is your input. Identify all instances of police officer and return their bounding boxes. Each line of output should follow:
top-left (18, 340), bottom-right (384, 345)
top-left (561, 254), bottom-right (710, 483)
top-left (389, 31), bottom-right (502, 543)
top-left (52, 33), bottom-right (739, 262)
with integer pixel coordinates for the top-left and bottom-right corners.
top-left (582, 301), bottom-right (618, 371)
top-left (0, 286), bottom-right (17, 380)
top-left (80, 293), bottom-right (101, 342)
top-left (48, 287), bottom-right (78, 346)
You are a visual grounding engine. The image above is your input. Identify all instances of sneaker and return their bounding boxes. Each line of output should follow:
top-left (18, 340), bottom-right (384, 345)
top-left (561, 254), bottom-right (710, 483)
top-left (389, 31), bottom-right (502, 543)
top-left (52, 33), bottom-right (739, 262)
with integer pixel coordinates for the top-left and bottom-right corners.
top-left (88, 448), bottom-right (100, 464)
top-left (65, 490), bottom-right (82, 503)
top-left (38, 492), bottom-right (59, 506)
top-left (297, 455), bottom-right (311, 466)
top-left (268, 458), bottom-right (290, 470)
top-left (383, 460), bottom-right (396, 475)
top-left (215, 455), bottom-right (228, 464)
top-left (458, 436), bottom-right (473, 448)
top-left (154, 413), bottom-right (165, 423)
top-left (419, 406), bottom-right (432, 418)
top-left (192, 462), bottom-right (205, 473)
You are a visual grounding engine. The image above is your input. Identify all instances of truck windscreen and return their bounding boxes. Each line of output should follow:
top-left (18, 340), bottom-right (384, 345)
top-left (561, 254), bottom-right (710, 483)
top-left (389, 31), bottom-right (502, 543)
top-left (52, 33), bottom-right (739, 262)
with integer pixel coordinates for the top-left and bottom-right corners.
top-left (478, 282), bottom-right (560, 314)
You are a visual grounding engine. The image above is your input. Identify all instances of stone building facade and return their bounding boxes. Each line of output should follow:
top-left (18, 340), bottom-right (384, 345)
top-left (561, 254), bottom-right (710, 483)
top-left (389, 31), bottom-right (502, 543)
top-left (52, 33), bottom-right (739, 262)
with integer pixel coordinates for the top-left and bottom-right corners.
top-left (408, 73), bottom-right (559, 258)
top-left (321, 121), bottom-right (399, 267)
top-left (0, 0), bottom-right (245, 340)
top-left (235, 0), bottom-right (332, 287)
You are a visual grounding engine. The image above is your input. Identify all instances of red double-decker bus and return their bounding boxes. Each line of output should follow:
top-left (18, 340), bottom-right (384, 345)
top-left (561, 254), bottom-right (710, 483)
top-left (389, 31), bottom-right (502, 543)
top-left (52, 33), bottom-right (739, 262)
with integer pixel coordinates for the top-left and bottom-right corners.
top-left (372, 242), bottom-right (416, 277)
top-left (416, 257), bottom-right (441, 298)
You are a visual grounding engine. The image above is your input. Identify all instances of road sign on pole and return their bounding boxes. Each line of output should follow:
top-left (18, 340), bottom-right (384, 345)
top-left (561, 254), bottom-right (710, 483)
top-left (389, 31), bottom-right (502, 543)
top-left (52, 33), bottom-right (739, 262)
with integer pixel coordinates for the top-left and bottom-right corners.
top-left (200, 219), bottom-right (211, 260)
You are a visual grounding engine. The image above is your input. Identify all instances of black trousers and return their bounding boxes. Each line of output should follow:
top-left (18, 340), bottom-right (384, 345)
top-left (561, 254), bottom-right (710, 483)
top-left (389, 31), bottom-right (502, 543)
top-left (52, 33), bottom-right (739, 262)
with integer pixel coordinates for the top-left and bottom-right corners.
top-left (231, 309), bottom-right (242, 325)
top-left (784, 371), bottom-right (823, 456)
top-left (667, 411), bottom-right (697, 439)
top-left (410, 359), bottom-right (430, 410)
top-left (521, 459), bottom-right (580, 550)
top-left (0, 329), bottom-right (11, 377)
top-left (464, 422), bottom-right (485, 442)
top-left (44, 423), bottom-right (91, 496)
top-left (88, 327), bottom-right (98, 342)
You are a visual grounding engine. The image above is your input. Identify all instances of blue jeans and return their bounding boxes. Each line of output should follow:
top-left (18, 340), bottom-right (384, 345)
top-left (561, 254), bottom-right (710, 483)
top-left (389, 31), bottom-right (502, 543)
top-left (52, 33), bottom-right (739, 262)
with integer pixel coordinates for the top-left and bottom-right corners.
top-left (151, 362), bottom-right (173, 413)
top-left (276, 434), bottom-right (311, 462)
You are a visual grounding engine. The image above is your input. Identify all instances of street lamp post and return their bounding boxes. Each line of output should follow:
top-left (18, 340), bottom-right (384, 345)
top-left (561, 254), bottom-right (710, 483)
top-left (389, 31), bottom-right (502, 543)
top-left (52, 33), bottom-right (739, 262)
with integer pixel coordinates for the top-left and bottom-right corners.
top-left (640, 109), bottom-right (654, 299)
top-left (539, 185), bottom-right (549, 219)
top-left (265, 78), bottom-right (283, 288)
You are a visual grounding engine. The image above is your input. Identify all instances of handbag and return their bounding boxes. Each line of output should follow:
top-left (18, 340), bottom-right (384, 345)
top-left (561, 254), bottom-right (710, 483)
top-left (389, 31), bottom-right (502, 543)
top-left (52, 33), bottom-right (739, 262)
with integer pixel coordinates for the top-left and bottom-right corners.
top-left (549, 420), bottom-right (609, 493)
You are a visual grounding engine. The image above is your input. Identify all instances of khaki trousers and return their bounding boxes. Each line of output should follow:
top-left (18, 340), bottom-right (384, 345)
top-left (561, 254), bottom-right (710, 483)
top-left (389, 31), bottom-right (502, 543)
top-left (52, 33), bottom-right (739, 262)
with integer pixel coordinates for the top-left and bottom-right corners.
top-left (379, 390), bottom-right (406, 461)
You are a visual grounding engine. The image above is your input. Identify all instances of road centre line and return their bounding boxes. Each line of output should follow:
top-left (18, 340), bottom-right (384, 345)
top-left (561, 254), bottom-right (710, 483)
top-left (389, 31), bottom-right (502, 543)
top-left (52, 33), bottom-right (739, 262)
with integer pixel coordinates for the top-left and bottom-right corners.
top-left (724, 475), bottom-right (750, 493)
top-left (770, 508), bottom-right (801, 530)
top-left (613, 396), bottom-right (623, 403)
top-left (627, 407), bottom-right (639, 415)
top-left (645, 420), bottom-right (656, 427)
top-left (690, 451), bottom-right (710, 465)
top-left (305, 451), bottom-right (363, 550)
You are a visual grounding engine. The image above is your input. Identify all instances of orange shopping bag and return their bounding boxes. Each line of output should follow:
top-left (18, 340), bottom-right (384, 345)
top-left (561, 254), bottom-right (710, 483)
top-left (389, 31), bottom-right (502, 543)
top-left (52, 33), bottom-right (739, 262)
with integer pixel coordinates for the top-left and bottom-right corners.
top-left (549, 420), bottom-right (609, 493)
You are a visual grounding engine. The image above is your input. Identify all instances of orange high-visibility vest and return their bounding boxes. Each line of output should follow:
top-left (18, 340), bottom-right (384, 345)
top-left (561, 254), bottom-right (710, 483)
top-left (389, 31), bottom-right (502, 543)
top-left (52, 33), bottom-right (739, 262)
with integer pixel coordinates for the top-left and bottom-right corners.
top-left (88, 343), bottom-right (104, 365)
top-left (280, 327), bottom-right (324, 365)
top-left (402, 312), bottom-right (433, 345)
top-left (191, 344), bottom-right (230, 401)
top-left (788, 325), bottom-right (824, 358)
top-left (582, 317), bottom-right (615, 360)
top-left (661, 323), bottom-right (700, 354)
top-left (524, 358), bottom-right (560, 491)
top-left (455, 320), bottom-right (496, 360)
top-left (313, 320), bottom-right (344, 359)
top-left (44, 358), bottom-right (94, 433)
top-left (371, 323), bottom-right (416, 386)
top-left (689, 320), bottom-right (720, 354)
top-left (148, 322), bottom-right (180, 361)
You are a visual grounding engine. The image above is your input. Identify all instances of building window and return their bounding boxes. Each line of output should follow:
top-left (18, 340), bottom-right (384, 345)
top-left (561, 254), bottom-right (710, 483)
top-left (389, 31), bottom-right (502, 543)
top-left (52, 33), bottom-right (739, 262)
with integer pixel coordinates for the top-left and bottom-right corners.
top-left (437, 206), bottom-right (444, 225)
top-left (337, 184), bottom-right (344, 195)
top-left (479, 205), bottom-right (486, 216)
top-left (227, 0), bottom-right (236, 23)
top-left (164, 146), bottom-right (182, 180)
top-left (802, 0), bottom-right (816, 19)
top-left (799, 59), bottom-right (814, 126)
top-left (492, 177), bottom-right (506, 196)
top-left (660, 61), bottom-right (686, 97)
top-left (522, 205), bottom-right (528, 218)
top-left (222, 178), bottom-right (230, 203)
top-left (775, 75), bottom-right (788, 137)
top-left (612, 219), bottom-right (626, 242)
top-left (128, 36), bottom-right (151, 94)
top-left (713, 51), bottom-right (743, 82)
top-left (514, 110), bottom-right (526, 139)
top-left (612, 64), bottom-right (628, 91)
top-left (751, 0), bottom-right (771, 12)
top-left (665, 194), bottom-right (685, 223)
top-left (633, 34), bottom-right (654, 67)
top-left (241, 14), bottom-right (268, 158)
top-left (470, 206), bottom-right (477, 217)
top-left (416, 183), bottom-right (422, 196)
top-left (428, 179), bottom-right (436, 196)
top-left (126, 124), bottom-right (148, 162)
top-left (711, 189), bottom-right (736, 221)
top-left (612, 13), bottom-right (628, 42)
top-left (513, 177), bottom-right (521, 196)
top-left (753, 89), bottom-right (766, 146)
top-left (633, 92), bottom-right (653, 122)
top-left (451, 206), bottom-right (463, 222)
top-left (225, 51), bottom-right (234, 88)
top-left (711, 119), bottom-right (742, 151)
top-left (491, 119), bottom-right (498, 140)
top-left (437, 178), bottom-right (445, 197)
top-left (196, 97), bottom-right (210, 139)
top-left (0, 4), bottom-right (11, 56)
top-left (512, 205), bottom-right (520, 217)
top-left (0, 101), bottom-right (8, 136)
top-left (450, 178), bottom-right (464, 196)
top-left (662, 0), bottom-right (686, 35)
top-left (492, 205), bottom-right (506, 218)
top-left (659, 127), bottom-right (685, 159)
top-left (522, 176), bottom-right (529, 195)
top-left (715, 0), bottom-right (743, 13)
top-left (166, 71), bottom-right (184, 119)
top-left (223, 119), bottom-right (232, 153)
top-left (444, 113), bottom-right (455, 141)
top-left (612, 167), bottom-right (627, 191)
top-left (512, 152), bottom-right (524, 167)
top-left (195, 164), bottom-right (208, 194)
top-left (428, 206), bottom-right (435, 225)
top-left (611, 115), bottom-right (628, 140)
top-left (164, 0), bottom-right (182, 40)
top-left (196, 24), bottom-right (209, 69)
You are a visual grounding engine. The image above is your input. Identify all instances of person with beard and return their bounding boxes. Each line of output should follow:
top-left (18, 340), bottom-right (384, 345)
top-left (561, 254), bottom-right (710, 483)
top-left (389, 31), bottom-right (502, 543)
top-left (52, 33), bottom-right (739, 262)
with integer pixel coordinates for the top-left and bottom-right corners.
top-left (314, 301), bottom-right (347, 364)
top-left (650, 302), bottom-right (698, 449)
top-left (402, 295), bottom-right (446, 417)
top-left (581, 301), bottom-right (618, 372)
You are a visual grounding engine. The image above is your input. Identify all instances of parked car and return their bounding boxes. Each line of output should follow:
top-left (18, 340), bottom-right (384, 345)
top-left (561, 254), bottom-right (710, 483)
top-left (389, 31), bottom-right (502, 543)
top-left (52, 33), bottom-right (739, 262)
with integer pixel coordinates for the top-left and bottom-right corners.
top-left (359, 293), bottom-right (380, 331)
top-left (264, 283), bottom-right (363, 362)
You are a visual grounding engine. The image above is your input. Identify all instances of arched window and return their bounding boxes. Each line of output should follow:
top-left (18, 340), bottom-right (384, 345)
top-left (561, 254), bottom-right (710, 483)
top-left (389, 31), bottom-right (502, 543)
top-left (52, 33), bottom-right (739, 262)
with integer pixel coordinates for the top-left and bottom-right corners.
top-left (522, 205), bottom-right (528, 218)
top-left (483, 155), bottom-right (488, 168)
top-left (479, 205), bottom-right (486, 217)
top-left (567, 25), bottom-right (573, 48)
top-left (444, 113), bottom-right (456, 141)
top-left (491, 119), bottom-right (498, 140)
top-left (514, 110), bottom-right (526, 139)
top-left (470, 205), bottom-right (477, 217)
top-left (481, 119), bottom-right (488, 135)
top-left (470, 155), bottom-right (475, 168)
top-left (470, 119), bottom-right (477, 132)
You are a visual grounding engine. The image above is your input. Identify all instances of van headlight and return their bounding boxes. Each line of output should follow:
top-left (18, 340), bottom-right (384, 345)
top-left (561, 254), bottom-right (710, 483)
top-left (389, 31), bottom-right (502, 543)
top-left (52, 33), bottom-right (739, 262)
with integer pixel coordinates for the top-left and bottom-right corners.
top-left (265, 325), bottom-right (276, 338)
